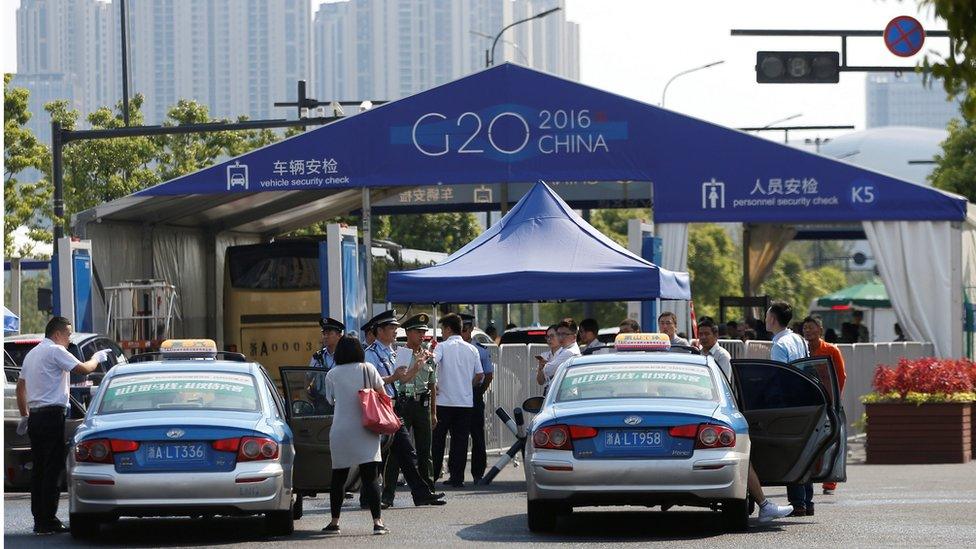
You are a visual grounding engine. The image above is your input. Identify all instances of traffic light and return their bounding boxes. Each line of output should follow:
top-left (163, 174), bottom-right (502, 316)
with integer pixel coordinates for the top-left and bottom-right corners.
top-left (756, 51), bottom-right (840, 83)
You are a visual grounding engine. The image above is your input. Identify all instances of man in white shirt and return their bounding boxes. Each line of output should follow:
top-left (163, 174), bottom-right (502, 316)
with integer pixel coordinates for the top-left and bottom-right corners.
top-left (16, 317), bottom-right (110, 535)
top-left (767, 302), bottom-right (808, 363)
top-left (658, 311), bottom-right (690, 346)
top-left (697, 317), bottom-right (732, 383)
top-left (537, 319), bottom-right (581, 390)
top-left (578, 318), bottom-right (604, 355)
top-left (431, 313), bottom-right (483, 488)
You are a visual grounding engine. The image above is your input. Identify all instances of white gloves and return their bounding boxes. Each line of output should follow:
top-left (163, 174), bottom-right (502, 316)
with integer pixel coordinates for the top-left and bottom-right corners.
top-left (93, 349), bottom-right (113, 363)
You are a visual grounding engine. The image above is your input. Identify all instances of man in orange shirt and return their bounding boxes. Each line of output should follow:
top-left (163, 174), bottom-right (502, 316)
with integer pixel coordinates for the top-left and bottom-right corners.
top-left (801, 315), bottom-right (846, 495)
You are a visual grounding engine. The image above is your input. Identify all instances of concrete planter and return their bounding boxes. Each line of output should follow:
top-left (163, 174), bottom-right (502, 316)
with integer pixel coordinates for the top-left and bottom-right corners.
top-left (865, 402), bottom-right (972, 464)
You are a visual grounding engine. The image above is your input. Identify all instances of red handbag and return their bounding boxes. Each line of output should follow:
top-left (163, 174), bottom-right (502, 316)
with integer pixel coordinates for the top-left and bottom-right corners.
top-left (359, 365), bottom-right (401, 435)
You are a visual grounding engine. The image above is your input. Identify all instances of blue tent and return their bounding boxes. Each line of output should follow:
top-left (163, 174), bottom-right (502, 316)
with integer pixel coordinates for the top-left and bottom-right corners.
top-left (386, 182), bottom-right (690, 304)
top-left (4, 306), bottom-right (20, 335)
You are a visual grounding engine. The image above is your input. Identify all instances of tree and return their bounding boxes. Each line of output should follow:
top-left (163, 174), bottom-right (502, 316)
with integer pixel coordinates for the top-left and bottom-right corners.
top-left (759, 252), bottom-right (847, 320)
top-left (919, 1), bottom-right (976, 120)
top-left (4, 74), bottom-right (51, 256)
top-left (687, 224), bottom-right (742, 319)
top-left (384, 212), bottom-right (481, 254)
top-left (590, 208), bottom-right (651, 247)
top-left (929, 115), bottom-right (976, 201)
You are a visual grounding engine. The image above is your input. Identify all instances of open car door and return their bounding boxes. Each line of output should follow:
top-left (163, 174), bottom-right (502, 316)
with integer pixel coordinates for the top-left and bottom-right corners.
top-left (279, 367), bottom-right (336, 498)
top-left (731, 359), bottom-right (839, 485)
top-left (791, 356), bottom-right (847, 483)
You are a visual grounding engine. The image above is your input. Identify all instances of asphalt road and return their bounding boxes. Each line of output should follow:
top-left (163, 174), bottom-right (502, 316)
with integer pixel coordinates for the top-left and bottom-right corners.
top-left (5, 457), bottom-right (976, 547)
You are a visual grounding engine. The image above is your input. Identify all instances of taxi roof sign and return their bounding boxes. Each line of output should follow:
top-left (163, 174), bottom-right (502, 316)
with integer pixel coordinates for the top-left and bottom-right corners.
top-left (614, 333), bottom-right (672, 352)
top-left (160, 339), bottom-right (218, 359)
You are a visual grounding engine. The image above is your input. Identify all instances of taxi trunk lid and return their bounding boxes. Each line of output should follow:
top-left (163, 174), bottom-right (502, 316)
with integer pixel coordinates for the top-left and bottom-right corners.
top-left (550, 399), bottom-right (720, 459)
top-left (83, 412), bottom-right (266, 473)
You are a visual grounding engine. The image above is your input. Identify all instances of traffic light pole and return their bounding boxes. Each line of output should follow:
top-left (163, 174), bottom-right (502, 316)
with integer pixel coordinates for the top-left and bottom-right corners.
top-left (731, 29), bottom-right (952, 73)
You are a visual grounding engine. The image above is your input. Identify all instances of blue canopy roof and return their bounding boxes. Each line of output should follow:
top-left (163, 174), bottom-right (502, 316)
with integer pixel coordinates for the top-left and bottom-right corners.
top-left (133, 63), bottom-right (966, 224)
top-left (386, 182), bottom-right (691, 304)
top-left (4, 306), bottom-right (20, 336)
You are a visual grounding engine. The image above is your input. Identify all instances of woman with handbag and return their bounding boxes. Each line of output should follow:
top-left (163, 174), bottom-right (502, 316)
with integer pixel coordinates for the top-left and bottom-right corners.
top-left (323, 336), bottom-right (393, 535)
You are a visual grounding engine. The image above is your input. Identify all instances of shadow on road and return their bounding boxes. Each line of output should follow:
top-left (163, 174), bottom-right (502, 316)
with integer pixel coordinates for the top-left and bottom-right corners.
top-left (458, 509), bottom-right (793, 543)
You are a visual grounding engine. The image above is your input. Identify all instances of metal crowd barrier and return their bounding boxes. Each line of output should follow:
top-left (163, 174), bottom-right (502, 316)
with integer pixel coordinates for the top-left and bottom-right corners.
top-left (480, 340), bottom-right (935, 451)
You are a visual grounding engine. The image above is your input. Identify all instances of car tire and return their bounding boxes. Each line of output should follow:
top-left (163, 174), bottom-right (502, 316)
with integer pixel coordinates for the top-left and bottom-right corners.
top-left (527, 500), bottom-right (558, 533)
top-left (721, 498), bottom-right (749, 532)
top-left (267, 509), bottom-right (295, 536)
top-left (69, 513), bottom-right (102, 539)
top-left (292, 495), bottom-right (303, 520)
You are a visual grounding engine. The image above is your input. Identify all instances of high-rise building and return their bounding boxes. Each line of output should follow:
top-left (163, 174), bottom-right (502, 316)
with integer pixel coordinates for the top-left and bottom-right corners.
top-left (15, 0), bottom-right (116, 144)
top-left (312, 0), bottom-right (579, 102)
top-left (865, 72), bottom-right (962, 130)
top-left (15, 0), bottom-right (310, 129)
top-left (123, 0), bottom-right (310, 124)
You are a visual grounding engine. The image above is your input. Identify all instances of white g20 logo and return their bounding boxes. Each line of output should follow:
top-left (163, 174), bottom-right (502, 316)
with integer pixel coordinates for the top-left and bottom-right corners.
top-left (412, 112), bottom-right (531, 157)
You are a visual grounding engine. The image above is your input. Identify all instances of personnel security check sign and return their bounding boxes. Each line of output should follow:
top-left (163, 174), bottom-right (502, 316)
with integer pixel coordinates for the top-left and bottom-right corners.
top-left (137, 64), bottom-right (966, 225)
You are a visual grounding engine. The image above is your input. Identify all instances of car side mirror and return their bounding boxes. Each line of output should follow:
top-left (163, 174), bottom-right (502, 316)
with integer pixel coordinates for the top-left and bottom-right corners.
top-left (522, 396), bottom-right (544, 414)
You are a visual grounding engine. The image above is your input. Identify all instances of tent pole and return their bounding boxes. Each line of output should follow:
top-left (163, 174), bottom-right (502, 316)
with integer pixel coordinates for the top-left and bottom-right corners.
top-left (742, 224), bottom-right (752, 297)
top-left (363, 188), bottom-right (373, 314)
top-left (432, 304), bottom-right (438, 345)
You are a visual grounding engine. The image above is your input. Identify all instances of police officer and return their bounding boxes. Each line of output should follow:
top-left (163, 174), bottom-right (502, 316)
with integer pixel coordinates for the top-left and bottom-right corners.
top-left (459, 314), bottom-right (494, 484)
top-left (308, 317), bottom-right (343, 414)
top-left (16, 316), bottom-right (111, 535)
top-left (382, 313), bottom-right (437, 504)
top-left (364, 310), bottom-right (445, 508)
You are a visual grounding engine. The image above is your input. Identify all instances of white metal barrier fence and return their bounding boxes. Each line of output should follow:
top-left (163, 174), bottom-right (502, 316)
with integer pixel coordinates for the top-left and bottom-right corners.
top-left (480, 340), bottom-right (935, 452)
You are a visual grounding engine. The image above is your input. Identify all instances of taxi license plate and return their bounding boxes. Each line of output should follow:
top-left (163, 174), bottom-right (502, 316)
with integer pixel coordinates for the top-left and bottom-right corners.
top-left (604, 429), bottom-right (663, 448)
top-left (144, 443), bottom-right (207, 463)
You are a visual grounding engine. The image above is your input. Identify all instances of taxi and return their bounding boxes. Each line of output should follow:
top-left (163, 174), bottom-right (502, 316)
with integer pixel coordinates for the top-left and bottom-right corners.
top-left (67, 340), bottom-right (301, 538)
top-left (522, 333), bottom-right (846, 532)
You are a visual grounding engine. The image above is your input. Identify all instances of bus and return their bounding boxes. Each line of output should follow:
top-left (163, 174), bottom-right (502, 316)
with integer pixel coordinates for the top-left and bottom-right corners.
top-left (223, 240), bottom-right (323, 382)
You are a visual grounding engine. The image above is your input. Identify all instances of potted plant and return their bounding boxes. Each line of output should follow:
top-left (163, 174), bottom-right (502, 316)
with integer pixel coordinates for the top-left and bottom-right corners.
top-left (861, 358), bottom-right (975, 464)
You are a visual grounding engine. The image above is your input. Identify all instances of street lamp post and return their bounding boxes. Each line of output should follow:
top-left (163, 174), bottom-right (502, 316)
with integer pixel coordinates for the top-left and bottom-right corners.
top-left (660, 60), bottom-right (725, 107)
top-left (471, 30), bottom-right (529, 65)
top-left (487, 7), bottom-right (561, 68)
top-left (485, 6), bottom-right (561, 220)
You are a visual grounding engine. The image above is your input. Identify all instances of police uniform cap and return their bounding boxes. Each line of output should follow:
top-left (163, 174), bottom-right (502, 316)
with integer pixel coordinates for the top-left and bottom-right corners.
top-left (402, 313), bottom-right (430, 331)
top-left (367, 309), bottom-right (400, 329)
top-left (319, 317), bottom-right (345, 332)
top-left (459, 313), bottom-right (476, 327)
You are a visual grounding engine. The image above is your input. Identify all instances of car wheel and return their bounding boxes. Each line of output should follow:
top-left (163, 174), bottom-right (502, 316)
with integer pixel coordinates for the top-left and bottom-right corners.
top-left (267, 509), bottom-right (295, 536)
top-left (527, 500), bottom-right (558, 533)
top-left (69, 513), bottom-right (102, 539)
top-left (721, 498), bottom-right (749, 532)
top-left (292, 495), bottom-right (304, 520)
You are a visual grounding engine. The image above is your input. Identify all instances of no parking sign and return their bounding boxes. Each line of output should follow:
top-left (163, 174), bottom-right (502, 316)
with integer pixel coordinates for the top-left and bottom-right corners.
top-left (884, 16), bottom-right (925, 57)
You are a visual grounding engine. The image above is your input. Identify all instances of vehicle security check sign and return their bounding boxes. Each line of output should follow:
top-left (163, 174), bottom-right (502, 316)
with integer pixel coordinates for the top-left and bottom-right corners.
top-left (557, 363), bottom-right (716, 402)
top-left (100, 372), bottom-right (259, 413)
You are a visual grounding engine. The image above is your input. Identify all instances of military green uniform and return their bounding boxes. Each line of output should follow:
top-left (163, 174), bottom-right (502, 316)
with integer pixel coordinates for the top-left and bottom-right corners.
top-left (383, 316), bottom-right (437, 501)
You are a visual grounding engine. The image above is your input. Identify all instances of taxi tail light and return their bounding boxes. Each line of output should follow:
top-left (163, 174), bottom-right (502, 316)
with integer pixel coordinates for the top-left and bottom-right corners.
top-left (109, 439), bottom-right (140, 453)
top-left (568, 425), bottom-right (598, 440)
top-left (668, 424), bottom-right (736, 449)
top-left (75, 439), bottom-right (113, 463)
top-left (696, 425), bottom-right (735, 449)
top-left (238, 437), bottom-right (279, 462)
top-left (533, 425), bottom-right (572, 450)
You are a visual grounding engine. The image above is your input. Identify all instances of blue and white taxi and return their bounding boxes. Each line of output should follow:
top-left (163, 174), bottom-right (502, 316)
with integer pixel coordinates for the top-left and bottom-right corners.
top-left (523, 333), bottom-right (846, 532)
top-left (67, 340), bottom-right (298, 538)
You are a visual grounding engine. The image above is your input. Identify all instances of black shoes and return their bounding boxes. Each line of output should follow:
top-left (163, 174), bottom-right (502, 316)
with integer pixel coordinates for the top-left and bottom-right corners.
top-left (373, 524), bottom-right (390, 535)
top-left (322, 524), bottom-right (341, 535)
top-left (472, 476), bottom-right (484, 485)
top-left (380, 500), bottom-right (393, 509)
top-left (442, 479), bottom-right (464, 488)
top-left (33, 521), bottom-right (69, 535)
top-left (414, 492), bottom-right (447, 506)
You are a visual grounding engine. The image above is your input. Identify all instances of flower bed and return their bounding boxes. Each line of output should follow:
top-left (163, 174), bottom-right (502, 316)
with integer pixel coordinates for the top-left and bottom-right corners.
top-left (861, 358), bottom-right (975, 464)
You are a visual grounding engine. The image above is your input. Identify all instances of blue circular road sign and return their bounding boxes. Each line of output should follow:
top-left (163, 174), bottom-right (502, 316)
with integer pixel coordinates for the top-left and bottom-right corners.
top-left (884, 16), bottom-right (925, 58)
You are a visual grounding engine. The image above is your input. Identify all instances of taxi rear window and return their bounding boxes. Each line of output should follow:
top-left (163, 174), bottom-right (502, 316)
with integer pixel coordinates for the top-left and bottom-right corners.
top-left (98, 372), bottom-right (260, 414)
top-left (555, 362), bottom-right (716, 402)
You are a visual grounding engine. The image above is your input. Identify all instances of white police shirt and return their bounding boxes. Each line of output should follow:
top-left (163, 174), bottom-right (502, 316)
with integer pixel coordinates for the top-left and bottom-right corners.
top-left (433, 335), bottom-right (483, 408)
top-left (21, 338), bottom-right (80, 409)
top-left (542, 343), bottom-right (581, 384)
